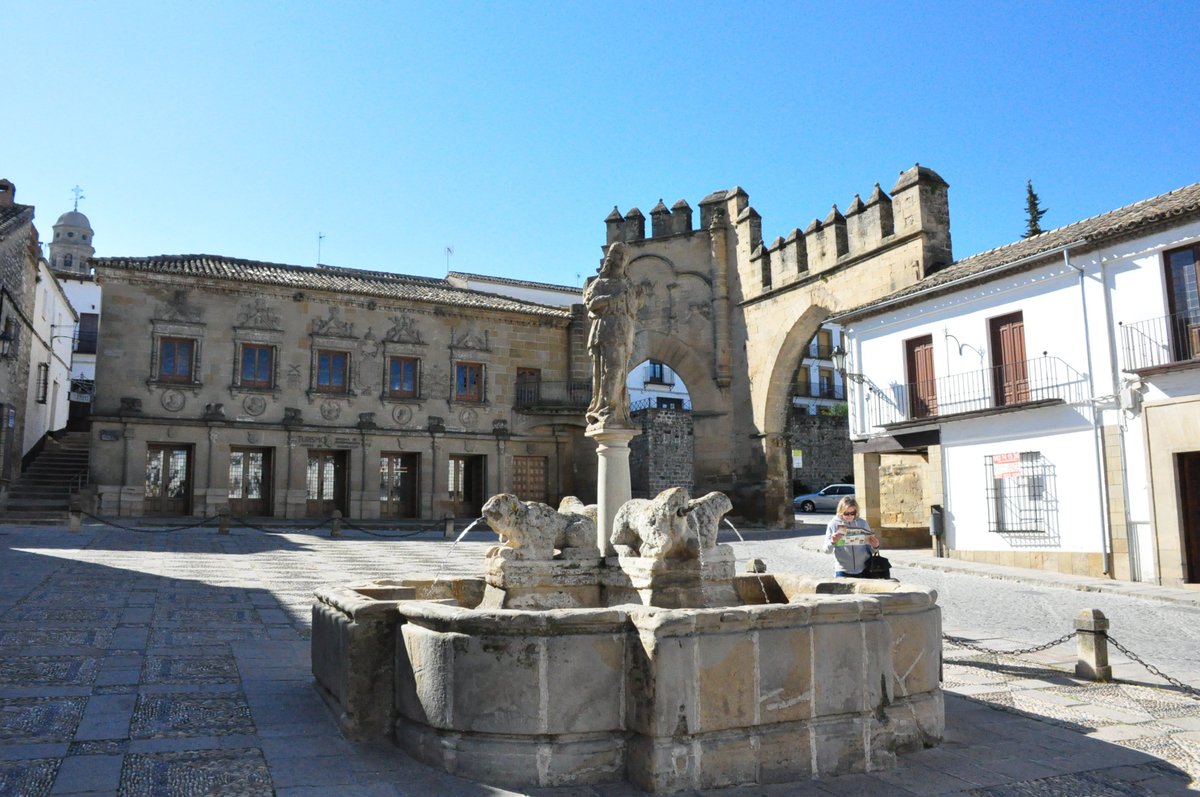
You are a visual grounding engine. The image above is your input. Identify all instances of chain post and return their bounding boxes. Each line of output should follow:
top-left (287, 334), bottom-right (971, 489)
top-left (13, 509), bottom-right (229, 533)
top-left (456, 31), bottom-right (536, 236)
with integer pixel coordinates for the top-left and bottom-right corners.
top-left (217, 511), bottom-right (231, 535)
top-left (330, 510), bottom-right (342, 538)
top-left (1074, 609), bottom-right (1112, 682)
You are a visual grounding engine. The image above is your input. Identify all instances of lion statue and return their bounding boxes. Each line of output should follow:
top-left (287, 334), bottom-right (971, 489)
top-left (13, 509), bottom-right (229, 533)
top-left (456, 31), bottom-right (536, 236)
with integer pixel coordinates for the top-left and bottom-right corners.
top-left (481, 494), bottom-right (598, 560)
top-left (610, 487), bottom-right (733, 560)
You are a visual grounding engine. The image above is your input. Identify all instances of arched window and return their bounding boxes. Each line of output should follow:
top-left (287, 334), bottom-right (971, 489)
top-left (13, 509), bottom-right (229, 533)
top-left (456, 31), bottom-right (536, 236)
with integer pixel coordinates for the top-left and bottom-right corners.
top-left (63, 254), bottom-right (73, 269)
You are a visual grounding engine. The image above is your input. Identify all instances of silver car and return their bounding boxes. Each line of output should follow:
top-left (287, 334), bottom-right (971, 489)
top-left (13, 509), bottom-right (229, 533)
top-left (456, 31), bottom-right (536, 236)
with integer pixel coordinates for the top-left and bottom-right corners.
top-left (792, 483), bottom-right (856, 513)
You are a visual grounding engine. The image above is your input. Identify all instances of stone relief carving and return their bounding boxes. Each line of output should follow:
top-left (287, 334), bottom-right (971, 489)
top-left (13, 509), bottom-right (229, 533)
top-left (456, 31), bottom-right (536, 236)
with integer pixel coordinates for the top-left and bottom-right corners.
top-left (452, 327), bottom-right (489, 351)
top-left (282, 407), bottom-right (303, 425)
top-left (383, 314), bottom-right (424, 344)
top-left (320, 401), bottom-right (342, 421)
top-left (286, 364), bottom-right (303, 389)
top-left (481, 494), bottom-right (598, 561)
top-left (360, 328), bottom-right (380, 359)
top-left (237, 298), bottom-right (281, 329)
top-left (155, 290), bottom-right (202, 323)
top-left (160, 390), bottom-right (185, 412)
top-left (243, 395), bottom-right (267, 416)
top-left (459, 408), bottom-right (479, 428)
top-left (391, 405), bottom-right (412, 427)
top-left (357, 412), bottom-right (377, 429)
top-left (312, 306), bottom-right (355, 337)
top-left (202, 403), bottom-right (226, 420)
top-left (247, 431), bottom-right (260, 444)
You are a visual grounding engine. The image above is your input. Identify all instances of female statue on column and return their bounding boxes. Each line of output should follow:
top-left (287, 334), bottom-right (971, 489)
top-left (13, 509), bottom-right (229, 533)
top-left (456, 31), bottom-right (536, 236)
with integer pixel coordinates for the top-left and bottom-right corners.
top-left (584, 242), bottom-right (637, 429)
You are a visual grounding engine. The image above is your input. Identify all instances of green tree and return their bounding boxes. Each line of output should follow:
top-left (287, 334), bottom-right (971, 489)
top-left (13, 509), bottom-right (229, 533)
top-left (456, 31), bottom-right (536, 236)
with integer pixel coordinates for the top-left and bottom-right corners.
top-left (1024, 180), bottom-right (1048, 238)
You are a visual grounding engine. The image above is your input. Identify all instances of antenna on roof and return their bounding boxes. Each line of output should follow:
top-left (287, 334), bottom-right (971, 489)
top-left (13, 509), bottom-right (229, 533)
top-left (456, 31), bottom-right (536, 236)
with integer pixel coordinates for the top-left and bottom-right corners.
top-left (71, 185), bottom-right (85, 211)
top-left (445, 245), bottom-right (454, 272)
top-left (317, 232), bottom-right (325, 265)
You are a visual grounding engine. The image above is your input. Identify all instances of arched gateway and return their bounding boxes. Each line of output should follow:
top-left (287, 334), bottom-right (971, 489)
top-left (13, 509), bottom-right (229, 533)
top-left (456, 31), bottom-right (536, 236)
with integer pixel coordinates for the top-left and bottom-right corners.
top-left (603, 165), bottom-right (953, 525)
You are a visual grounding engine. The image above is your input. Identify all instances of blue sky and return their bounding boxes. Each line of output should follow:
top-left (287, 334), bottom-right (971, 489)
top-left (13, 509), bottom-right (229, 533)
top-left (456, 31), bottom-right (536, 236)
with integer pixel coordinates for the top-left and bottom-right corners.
top-left (6, 1), bottom-right (1198, 288)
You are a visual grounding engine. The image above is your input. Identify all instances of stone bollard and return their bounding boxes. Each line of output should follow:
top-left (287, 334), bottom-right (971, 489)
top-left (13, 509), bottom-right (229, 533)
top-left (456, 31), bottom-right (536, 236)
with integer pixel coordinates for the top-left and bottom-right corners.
top-left (68, 508), bottom-right (82, 533)
top-left (218, 512), bottom-right (231, 535)
top-left (1075, 609), bottom-right (1112, 681)
top-left (330, 510), bottom-right (342, 538)
top-left (444, 516), bottom-right (456, 540)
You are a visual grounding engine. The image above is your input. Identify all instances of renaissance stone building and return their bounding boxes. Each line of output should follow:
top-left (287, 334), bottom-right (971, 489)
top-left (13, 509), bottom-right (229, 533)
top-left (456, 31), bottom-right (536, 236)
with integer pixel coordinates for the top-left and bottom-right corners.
top-left (87, 256), bottom-right (591, 520)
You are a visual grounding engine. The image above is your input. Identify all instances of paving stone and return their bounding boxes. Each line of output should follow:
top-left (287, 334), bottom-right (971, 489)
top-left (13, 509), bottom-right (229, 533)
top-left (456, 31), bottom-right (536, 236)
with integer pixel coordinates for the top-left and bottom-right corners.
top-left (118, 747), bottom-right (272, 796)
top-left (49, 753), bottom-right (122, 794)
top-left (0, 697), bottom-right (88, 743)
top-left (67, 738), bottom-right (130, 755)
top-left (130, 693), bottom-right (255, 738)
top-left (141, 654), bottom-right (240, 685)
top-left (0, 757), bottom-right (58, 797)
top-left (0, 657), bottom-right (99, 688)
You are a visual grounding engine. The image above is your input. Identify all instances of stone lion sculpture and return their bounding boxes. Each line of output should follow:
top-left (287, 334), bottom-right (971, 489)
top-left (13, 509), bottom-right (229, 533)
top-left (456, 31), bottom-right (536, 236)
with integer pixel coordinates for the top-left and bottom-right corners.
top-left (481, 494), bottom-right (598, 560)
top-left (610, 487), bottom-right (732, 560)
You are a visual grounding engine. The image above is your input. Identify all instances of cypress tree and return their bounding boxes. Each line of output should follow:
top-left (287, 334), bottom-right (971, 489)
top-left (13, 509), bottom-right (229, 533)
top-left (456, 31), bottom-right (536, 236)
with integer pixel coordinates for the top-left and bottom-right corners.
top-left (1024, 180), bottom-right (1048, 238)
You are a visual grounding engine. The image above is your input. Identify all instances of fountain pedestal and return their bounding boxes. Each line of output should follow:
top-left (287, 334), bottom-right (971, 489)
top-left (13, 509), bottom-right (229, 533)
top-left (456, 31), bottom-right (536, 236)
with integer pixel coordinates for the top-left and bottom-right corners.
top-left (479, 548), bottom-right (602, 609)
top-left (586, 425), bottom-right (638, 557)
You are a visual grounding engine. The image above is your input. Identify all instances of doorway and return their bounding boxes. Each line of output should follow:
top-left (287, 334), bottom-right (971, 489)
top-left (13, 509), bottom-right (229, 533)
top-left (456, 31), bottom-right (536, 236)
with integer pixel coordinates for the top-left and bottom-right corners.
top-left (229, 447), bottom-right (273, 517)
top-left (380, 452), bottom-right (420, 518)
top-left (1179, 452), bottom-right (1200, 583)
top-left (990, 312), bottom-right (1029, 406)
top-left (145, 444), bottom-right (192, 515)
top-left (306, 450), bottom-right (348, 518)
top-left (448, 454), bottom-right (486, 517)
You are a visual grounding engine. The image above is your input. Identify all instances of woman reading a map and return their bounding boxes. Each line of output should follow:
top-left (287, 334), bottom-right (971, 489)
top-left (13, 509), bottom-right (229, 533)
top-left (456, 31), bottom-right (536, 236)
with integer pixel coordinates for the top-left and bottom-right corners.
top-left (821, 497), bottom-right (880, 577)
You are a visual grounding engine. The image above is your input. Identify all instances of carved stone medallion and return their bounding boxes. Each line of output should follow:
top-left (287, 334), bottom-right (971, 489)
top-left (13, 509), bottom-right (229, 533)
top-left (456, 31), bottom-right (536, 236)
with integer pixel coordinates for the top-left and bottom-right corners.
top-left (459, 408), bottom-right (479, 428)
top-left (160, 390), bottom-right (185, 412)
top-left (392, 405), bottom-right (412, 427)
top-left (464, 439), bottom-right (475, 453)
top-left (320, 401), bottom-right (342, 421)
top-left (247, 431), bottom-right (261, 444)
top-left (243, 395), bottom-right (267, 416)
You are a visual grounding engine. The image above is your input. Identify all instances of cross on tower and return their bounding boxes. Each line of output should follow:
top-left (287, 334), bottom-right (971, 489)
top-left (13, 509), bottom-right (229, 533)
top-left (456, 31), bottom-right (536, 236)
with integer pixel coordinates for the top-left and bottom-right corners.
top-left (71, 185), bottom-right (85, 211)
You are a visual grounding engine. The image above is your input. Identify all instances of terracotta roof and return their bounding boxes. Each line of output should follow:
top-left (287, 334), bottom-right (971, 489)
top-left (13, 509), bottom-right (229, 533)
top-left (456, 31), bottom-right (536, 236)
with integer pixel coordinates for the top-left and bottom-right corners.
top-left (447, 270), bottom-right (581, 294)
top-left (0, 204), bottom-right (34, 239)
top-left (839, 180), bottom-right (1200, 319)
top-left (92, 254), bottom-right (572, 318)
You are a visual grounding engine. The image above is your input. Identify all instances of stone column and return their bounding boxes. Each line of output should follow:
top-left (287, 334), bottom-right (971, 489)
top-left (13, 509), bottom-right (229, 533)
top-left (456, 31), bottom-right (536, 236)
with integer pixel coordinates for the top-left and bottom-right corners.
top-left (587, 426), bottom-right (639, 556)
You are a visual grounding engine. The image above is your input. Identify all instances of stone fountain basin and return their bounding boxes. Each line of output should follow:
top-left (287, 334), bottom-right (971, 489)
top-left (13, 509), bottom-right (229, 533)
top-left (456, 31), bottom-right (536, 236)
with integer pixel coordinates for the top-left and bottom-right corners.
top-left (312, 575), bottom-right (942, 793)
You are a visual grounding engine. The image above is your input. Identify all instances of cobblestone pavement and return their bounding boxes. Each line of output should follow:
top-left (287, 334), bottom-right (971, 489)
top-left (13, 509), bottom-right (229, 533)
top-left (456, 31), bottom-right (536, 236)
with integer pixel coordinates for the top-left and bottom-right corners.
top-left (0, 521), bottom-right (1197, 796)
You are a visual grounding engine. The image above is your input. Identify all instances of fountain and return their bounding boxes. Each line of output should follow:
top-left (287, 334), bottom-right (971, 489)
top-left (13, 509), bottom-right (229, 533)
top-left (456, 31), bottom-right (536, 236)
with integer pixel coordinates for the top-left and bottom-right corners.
top-left (311, 243), bottom-right (943, 792)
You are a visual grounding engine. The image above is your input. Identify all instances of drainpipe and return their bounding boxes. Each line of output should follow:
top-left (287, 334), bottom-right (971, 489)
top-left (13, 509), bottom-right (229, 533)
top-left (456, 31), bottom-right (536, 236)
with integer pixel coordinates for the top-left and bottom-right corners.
top-left (1064, 249), bottom-right (1113, 576)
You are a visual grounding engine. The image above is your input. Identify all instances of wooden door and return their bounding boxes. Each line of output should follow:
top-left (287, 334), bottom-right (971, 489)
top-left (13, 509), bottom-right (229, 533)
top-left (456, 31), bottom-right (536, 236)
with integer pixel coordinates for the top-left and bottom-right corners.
top-left (306, 450), bottom-right (348, 517)
top-left (145, 444), bottom-right (191, 515)
top-left (990, 312), bottom-right (1029, 406)
top-left (229, 447), bottom-right (272, 517)
top-left (513, 456), bottom-right (548, 504)
top-left (380, 453), bottom-right (420, 518)
top-left (516, 367), bottom-right (541, 406)
top-left (904, 335), bottom-right (937, 419)
top-left (1179, 452), bottom-right (1200, 584)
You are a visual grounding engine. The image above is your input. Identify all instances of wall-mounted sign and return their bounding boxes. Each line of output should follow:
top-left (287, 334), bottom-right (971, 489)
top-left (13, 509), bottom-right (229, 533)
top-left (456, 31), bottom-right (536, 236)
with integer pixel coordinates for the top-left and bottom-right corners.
top-left (993, 452), bottom-right (1021, 479)
top-left (99, 429), bottom-right (121, 441)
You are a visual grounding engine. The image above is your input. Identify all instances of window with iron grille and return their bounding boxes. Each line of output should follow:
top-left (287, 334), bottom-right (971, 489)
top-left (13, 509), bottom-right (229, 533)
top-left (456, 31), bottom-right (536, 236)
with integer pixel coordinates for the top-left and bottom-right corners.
top-left (984, 451), bottom-right (1049, 533)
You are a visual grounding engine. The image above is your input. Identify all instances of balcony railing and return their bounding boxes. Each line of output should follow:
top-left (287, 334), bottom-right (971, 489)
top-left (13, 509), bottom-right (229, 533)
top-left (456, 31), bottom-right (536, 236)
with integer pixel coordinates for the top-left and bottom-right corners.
top-left (514, 379), bottom-right (591, 409)
top-left (807, 342), bottom-right (835, 360)
top-left (862, 356), bottom-right (1088, 429)
top-left (792, 382), bottom-right (845, 401)
top-left (1120, 310), bottom-right (1200, 371)
top-left (631, 396), bottom-right (691, 413)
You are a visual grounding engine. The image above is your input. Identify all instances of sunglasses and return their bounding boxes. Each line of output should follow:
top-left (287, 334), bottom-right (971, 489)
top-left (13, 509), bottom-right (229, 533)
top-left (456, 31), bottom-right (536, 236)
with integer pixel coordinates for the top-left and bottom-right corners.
top-left (842, 510), bottom-right (857, 517)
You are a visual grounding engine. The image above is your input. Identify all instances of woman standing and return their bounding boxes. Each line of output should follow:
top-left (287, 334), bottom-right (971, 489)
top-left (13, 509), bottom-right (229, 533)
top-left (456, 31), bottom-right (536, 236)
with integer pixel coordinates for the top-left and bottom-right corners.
top-left (822, 497), bottom-right (880, 577)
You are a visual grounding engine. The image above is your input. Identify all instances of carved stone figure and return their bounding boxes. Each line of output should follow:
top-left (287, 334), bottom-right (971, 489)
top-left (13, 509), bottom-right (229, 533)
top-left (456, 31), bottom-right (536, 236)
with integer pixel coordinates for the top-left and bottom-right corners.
top-left (584, 242), bottom-right (637, 429)
top-left (610, 486), bottom-right (695, 559)
top-left (685, 491), bottom-right (734, 551)
top-left (481, 494), bottom-right (599, 560)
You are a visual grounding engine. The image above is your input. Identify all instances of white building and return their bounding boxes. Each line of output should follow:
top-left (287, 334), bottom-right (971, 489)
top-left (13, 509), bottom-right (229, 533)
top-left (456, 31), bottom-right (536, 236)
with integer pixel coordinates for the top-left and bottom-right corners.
top-left (49, 206), bottom-right (100, 428)
top-left (791, 323), bottom-right (847, 415)
top-left (22, 257), bottom-right (75, 452)
top-left (835, 181), bottom-right (1200, 586)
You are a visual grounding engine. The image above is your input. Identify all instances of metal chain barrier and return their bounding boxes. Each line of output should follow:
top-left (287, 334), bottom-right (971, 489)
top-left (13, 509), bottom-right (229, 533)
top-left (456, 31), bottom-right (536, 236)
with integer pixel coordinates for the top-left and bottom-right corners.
top-left (1106, 634), bottom-right (1200, 700)
top-left (943, 631), bottom-right (1077, 656)
top-left (80, 511), bottom-right (223, 534)
top-left (338, 519), bottom-right (445, 539)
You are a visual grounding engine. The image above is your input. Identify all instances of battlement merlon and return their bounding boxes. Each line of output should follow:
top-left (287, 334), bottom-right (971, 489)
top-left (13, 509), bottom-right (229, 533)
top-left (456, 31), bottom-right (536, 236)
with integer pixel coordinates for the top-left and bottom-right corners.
top-left (602, 162), bottom-right (952, 287)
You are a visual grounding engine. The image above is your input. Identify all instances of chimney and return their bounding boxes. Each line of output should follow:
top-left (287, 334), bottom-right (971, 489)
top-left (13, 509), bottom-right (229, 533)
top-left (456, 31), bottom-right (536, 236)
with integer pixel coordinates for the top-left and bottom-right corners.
top-left (0, 180), bottom-right (14, 208)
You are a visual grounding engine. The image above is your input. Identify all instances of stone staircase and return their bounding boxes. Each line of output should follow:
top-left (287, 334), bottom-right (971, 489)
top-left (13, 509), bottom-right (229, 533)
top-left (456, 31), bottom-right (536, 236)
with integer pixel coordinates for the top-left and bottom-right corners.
top-left (1, 431), bottom-right (90, 520)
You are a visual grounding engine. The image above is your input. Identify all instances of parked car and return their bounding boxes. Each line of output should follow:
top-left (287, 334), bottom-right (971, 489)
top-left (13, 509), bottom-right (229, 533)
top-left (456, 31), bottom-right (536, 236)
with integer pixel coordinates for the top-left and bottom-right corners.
top-left (792, 483), bottom-right (856, 513)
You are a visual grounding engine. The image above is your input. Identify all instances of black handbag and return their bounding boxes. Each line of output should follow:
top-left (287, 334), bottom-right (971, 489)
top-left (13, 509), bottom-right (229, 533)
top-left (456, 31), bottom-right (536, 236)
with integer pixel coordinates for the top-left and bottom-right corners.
top-left (860, 551), bottom-right (892, 579)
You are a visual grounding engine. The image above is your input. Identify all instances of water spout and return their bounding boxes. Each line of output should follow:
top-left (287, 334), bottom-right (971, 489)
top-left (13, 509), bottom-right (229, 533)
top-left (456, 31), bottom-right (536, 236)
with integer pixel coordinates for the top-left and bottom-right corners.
top-left (433, 517), bottom-right (488, 585)
top-left (722, 518), bottom-right (770, 604)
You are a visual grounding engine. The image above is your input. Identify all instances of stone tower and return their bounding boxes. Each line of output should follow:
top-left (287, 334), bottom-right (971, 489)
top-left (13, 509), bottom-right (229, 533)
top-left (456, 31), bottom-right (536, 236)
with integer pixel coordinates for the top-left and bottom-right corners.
top-left (49, 198), bottom-right (95, 275)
